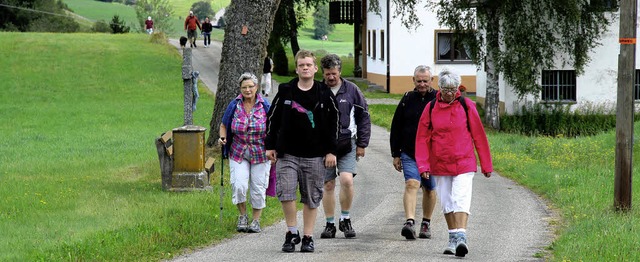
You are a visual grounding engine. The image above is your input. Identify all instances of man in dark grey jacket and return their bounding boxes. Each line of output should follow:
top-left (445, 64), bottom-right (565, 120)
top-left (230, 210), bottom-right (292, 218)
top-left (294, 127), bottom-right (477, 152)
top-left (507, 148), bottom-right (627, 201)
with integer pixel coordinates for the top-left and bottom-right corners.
top-left (319, 54), bottom-right (371, 239)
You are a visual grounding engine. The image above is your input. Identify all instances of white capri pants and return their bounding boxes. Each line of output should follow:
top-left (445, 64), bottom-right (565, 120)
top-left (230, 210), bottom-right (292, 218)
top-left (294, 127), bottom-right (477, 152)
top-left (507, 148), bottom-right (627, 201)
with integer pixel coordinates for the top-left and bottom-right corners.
top-left (433, 172), bottom-right (475, 214)
top-left (261, 73), bottom-right (272, 95)
top-left (229, 158), bottom-right (271, 209)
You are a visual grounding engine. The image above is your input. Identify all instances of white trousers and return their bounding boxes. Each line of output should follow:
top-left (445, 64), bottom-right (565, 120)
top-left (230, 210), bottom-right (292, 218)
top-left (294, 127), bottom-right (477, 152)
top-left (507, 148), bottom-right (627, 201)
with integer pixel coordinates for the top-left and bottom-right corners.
top-left (261, 73), bottom-right (272, 95)
top-left (433, 172), bottom-right (475, 214)
top-left (229, 159), bottom-right (271, 209)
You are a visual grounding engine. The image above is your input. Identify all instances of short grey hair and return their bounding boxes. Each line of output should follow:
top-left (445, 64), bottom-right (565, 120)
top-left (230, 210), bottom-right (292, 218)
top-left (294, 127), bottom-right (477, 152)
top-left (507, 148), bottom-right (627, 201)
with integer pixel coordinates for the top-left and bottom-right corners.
top-left (438, 67), bottom-right (461, 89)
top-left (320, 54), bottom-right (342, 71)
top-left (238, 72), bottom-right (258, 87)
top-left (413, 65), bottom-right (432, 77)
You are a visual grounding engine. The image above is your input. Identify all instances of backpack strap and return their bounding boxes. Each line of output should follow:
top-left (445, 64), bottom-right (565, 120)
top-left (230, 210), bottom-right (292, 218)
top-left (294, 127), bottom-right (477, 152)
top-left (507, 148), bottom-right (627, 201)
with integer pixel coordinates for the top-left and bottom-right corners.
top-left (429, 96), bottom-right (470, 132)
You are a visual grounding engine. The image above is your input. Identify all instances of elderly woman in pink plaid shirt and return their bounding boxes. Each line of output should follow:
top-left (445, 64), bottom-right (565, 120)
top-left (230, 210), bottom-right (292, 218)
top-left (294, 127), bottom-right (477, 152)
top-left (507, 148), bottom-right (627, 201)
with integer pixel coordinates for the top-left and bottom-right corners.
top-left (219, 72), bottom-right (271, 234)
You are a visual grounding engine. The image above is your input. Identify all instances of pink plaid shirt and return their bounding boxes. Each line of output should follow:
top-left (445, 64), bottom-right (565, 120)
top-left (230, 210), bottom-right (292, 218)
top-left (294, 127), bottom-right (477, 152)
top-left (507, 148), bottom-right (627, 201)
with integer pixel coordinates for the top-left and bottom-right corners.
top-left (229, 100), bottom-right (268, 164)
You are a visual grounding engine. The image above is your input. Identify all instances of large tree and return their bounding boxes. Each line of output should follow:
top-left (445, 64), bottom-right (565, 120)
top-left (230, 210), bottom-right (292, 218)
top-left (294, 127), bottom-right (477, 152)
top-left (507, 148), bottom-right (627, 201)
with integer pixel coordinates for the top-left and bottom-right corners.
top-left (271, 0), bottom-right (317, 57)
top-left (372, 0), bottom-right (612, 129)
top-left (206, 0), bottom-right (282, 146)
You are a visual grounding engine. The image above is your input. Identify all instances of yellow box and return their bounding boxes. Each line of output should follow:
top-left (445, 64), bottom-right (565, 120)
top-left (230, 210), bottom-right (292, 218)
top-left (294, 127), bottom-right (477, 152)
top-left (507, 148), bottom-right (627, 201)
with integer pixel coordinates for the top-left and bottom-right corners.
top-left (172, 125), bottom-right (206, 172)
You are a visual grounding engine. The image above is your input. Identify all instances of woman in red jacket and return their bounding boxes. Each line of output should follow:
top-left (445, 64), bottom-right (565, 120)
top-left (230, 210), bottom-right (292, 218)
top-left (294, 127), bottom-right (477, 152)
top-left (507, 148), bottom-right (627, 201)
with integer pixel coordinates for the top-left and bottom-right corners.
top-left (415, 68), bottom-right (494, 258)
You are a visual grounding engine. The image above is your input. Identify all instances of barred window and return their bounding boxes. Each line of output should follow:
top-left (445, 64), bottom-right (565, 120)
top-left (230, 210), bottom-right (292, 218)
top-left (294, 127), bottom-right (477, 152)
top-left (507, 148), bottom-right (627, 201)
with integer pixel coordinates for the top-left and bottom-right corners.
top-left (541, 70), bottom-right (576, 102)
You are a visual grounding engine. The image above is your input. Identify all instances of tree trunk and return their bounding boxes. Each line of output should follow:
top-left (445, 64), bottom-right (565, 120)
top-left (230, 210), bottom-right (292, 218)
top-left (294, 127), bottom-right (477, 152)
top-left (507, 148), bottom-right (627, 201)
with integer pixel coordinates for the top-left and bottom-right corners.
top-left (484, 7), bottom-right (500, 130)
top-left (287, 2), bottom-right (300, 56)
top-left (206, 0), bottom-right (282, 146)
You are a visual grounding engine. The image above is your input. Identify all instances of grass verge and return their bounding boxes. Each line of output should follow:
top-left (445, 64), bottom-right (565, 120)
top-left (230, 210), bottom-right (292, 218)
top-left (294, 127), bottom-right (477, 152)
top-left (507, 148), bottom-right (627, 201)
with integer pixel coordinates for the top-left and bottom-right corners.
top-left (367, 104), bottom-right (640, 261)
top-left (0, 32), bottom-right (282, 261)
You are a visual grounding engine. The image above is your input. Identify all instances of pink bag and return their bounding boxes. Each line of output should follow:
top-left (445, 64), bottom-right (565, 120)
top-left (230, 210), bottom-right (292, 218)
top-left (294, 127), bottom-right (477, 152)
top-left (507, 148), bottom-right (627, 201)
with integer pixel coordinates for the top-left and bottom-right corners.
top-left (266, 163), bottom-right (277, 197)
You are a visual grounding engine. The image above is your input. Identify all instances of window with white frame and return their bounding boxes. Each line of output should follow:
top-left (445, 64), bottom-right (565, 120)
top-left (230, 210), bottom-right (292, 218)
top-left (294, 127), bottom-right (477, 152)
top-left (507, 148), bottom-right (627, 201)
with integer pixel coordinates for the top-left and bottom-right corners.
top-left (541, 70), bottom-right (577, 102)
top-left (589, 0), bottom-right (618, 11)
top-left (380, 30), bottom-right (385, 61)
top-left (372, 30), bottom-right (377, 60)
top-left (367, 30), bottom-right (371, 56)
top-left (634, 69), bottom-right (640, 100)
top-left (436, 32), bottom-right (471, 63)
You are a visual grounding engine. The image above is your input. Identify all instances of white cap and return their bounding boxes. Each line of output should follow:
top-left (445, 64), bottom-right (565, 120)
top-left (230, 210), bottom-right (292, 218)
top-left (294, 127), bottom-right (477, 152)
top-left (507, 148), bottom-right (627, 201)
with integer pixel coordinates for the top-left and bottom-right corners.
top-left (189, 11), bottom-right (193, 14)
top-left (148, 16), bottom-right (151, 20)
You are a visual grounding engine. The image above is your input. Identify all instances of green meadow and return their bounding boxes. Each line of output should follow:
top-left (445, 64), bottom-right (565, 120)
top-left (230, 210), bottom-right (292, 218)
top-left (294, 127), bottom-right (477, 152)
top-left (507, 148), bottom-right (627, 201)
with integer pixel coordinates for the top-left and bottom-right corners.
top-left (369, 103), bottom-right (640, 261)
top-left (7, 1), bottom-right (640, 261)
top-left (0, 32), bottom-right (285, 261)
top-left (64, 0), bottom-right (140, 30)
top-left (63, 0), bottom-right (353, 55)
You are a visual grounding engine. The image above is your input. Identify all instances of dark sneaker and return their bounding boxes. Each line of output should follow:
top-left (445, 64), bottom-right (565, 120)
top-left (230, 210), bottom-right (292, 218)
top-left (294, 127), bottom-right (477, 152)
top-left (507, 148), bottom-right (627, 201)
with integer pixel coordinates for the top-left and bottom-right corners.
top-left (281, 231), bottom-right (301, 252)
top-left (247, 220), bottom-right (261, 233)
top-left (418, 221), bottom-right (431, 239)
top-left (320, 222), bottom-right (336, 238)
top-left (444, 233), bottom-right (456, 255)
top-left (339, 218), bottom-right (356, 238)
top-left (401, 221), bottom-right (417, 240)
top-left (300, 235), bottom-right (315, 252)
top-left (236, 215), bottom-right (248, 232)
top-left (455, 233), bottom-right (469, 257)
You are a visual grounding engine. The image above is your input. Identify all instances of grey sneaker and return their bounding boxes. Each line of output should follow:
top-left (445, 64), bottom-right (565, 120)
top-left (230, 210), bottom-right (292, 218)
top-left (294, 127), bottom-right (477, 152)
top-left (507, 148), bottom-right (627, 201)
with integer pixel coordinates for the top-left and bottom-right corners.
top-left (444, 232), bottom-right (456, 255)
top-left (247, 220), bottom-right (261, 233)
top-left (236, 214), bottom-right (248, 232)
top-left (401, 221), bottom-right (416, 240)
top-left (455, 232), bottom-right (469, 257)
top-left (418, 221), bottom-right (431, 239)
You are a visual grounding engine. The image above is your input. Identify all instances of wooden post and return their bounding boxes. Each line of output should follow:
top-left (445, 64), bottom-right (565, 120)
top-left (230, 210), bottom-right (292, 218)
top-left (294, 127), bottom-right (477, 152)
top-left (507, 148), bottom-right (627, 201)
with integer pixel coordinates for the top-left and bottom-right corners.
top-left (614, 0), bottom-right (637, 211)
top-left (182, 48), bottom-right (194, 125)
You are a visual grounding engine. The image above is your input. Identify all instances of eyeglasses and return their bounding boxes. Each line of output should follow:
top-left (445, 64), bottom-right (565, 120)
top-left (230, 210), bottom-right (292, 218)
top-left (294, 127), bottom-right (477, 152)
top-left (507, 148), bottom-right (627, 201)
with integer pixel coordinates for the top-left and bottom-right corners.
top-left (415, 80), bottom-right (430, 83)
top-left (240, 85), bottom-right (256, 90)
top-left (440, 87), bottom-right (457, 93)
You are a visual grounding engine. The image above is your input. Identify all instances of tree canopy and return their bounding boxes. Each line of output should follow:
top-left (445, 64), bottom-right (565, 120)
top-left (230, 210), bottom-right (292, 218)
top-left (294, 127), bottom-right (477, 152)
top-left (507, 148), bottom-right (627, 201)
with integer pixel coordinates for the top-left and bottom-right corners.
top-left (371, 0), bottom-right (613, 128)
top-left (134, 0), bottom-right (174, 34)
top-left (427, 0), bottom-right (612, 98)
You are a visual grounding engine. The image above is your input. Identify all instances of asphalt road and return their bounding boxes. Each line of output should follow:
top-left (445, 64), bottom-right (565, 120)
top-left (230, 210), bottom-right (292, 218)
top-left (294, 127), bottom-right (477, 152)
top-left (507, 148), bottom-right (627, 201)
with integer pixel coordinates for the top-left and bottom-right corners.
top-left (167, 39), bottom-right (554, 261)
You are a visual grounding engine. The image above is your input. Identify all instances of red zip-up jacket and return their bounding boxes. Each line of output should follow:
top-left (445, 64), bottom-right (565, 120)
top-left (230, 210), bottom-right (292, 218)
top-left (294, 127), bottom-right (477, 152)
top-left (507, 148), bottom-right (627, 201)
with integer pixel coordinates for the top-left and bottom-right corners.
top-left (415, 91), bottom-right (493, 176)
top-left (184, 15), bottom-right (201, 31)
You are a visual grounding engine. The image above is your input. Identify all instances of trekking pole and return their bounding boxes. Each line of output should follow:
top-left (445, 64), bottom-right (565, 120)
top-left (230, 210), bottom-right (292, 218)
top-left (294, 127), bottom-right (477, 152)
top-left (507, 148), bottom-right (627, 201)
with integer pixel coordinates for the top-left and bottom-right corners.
top-left (220, 145), bottom-right (225, 225)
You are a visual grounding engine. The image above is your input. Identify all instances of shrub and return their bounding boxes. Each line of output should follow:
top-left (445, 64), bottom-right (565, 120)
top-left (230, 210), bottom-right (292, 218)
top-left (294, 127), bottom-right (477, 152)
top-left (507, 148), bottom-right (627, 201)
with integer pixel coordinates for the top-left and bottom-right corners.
top-left (500, 101), bottom-right (637, 137)
top-left (92, 20), bottom-right (111, 33)
top-left (110, 15), bottom-right (130, 34)
top-left (149, 31), bottom-right (167, 44)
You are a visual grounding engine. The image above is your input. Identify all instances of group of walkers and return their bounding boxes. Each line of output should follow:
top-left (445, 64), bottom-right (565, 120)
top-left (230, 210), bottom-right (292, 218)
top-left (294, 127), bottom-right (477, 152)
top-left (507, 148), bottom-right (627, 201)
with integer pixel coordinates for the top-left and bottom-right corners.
top-left (184, 10), bottom-right (214, 48)
top-left (216, 49), bottom-right (493, 258)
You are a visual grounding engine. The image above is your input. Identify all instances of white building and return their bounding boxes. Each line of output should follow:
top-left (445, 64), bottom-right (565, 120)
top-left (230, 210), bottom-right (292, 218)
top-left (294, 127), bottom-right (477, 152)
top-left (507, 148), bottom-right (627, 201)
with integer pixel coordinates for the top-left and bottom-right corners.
top-left (474, 3), bottom-right (640, 114)
top-left (363, 0), bottom-right (478, 94)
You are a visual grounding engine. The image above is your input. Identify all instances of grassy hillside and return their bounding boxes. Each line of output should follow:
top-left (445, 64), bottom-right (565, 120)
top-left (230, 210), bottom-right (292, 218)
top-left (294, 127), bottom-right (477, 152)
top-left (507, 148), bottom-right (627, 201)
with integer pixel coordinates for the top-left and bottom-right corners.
top-left (62, 0), bottom-right (354, 55)
top-left (0, 32), bottom-right (282, 261)
top-left (64, 0), bottom-right (139, 30)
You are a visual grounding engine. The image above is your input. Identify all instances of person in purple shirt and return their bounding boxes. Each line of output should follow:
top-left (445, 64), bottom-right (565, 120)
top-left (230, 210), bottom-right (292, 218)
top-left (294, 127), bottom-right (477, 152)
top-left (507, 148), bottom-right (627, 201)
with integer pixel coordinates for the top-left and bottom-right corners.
top-left (219, 72), bottom-right (271, 234)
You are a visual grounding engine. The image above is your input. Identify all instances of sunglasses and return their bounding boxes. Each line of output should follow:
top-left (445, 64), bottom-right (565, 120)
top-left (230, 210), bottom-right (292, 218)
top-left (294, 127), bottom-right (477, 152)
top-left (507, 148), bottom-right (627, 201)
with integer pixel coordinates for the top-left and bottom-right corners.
top-left (415, 80), bottom-right (430, 83)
